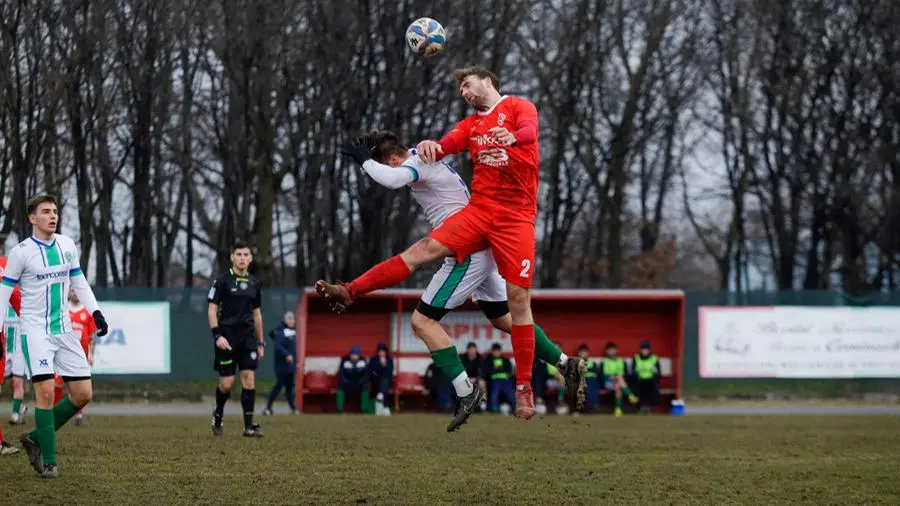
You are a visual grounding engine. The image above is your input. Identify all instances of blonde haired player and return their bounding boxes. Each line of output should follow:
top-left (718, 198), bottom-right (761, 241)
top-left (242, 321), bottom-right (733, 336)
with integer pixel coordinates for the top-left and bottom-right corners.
top-left (0, 194), bottom-right (109, 478)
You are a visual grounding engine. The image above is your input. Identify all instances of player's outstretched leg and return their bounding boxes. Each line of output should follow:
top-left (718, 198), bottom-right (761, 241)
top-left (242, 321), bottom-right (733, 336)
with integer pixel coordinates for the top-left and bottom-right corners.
top-left (486, 313), bottom-right (588, 411)
top-left (315, 238), bottom-right (452, 313)
top-left (410, 310), bottom-right (483, 432)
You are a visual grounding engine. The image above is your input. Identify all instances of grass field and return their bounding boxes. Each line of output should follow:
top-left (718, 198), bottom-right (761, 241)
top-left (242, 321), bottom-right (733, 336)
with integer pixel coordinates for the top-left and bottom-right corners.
top-left (2, 413), bottom-right (900, 505)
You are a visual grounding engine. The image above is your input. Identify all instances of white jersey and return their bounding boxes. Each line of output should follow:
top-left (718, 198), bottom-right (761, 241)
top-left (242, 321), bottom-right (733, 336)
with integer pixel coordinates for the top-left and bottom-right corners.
top-left (1, 234), bottom-right (82, 336)
top-left (362, 148), bottom-right (471, 228)
top-left (6, 305), bottom-right (18, 325)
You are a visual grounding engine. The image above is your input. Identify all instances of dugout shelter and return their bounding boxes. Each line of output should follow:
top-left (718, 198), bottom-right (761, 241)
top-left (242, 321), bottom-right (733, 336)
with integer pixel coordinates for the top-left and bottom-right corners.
top-left (294, 288), bottom-right (685, 413)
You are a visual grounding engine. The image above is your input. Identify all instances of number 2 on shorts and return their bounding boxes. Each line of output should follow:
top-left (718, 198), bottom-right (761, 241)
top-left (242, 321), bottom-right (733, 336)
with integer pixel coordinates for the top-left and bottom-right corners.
top-left (519, 259), bottom-right (531, 278)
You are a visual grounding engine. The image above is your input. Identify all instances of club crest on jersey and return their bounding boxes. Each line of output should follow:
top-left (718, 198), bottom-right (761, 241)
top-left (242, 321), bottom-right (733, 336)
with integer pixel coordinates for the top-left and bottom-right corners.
top-left (497, 113), bottom-right (506, 126)
top-left (239, 282), bottom-right (248, 290)
top-left (65, 251), bottom-right (73, 262)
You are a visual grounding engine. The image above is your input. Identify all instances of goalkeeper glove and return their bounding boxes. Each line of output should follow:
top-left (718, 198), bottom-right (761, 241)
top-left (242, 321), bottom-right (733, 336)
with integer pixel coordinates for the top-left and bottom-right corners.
top-left (340, 135), bottom-right (375, 166)
top-left (92, 310), bottom-right (109, 337)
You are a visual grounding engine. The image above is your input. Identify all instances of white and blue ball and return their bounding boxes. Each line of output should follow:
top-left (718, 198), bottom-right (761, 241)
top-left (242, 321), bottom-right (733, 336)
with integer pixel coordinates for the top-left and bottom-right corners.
top-left (405, 17), bottom-right (446, 57)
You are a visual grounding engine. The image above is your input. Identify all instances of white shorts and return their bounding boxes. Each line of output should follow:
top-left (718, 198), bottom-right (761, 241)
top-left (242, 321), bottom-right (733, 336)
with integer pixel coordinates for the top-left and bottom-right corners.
top-left (4, 323), bottom-right (26, 378)
top-left (421, 250), bottom-right (507, 310)
top-left (22, 329), bottom-right (91, 380)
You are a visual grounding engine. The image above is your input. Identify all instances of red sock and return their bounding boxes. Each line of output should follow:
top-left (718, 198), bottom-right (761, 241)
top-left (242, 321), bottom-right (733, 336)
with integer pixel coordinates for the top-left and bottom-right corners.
top-left (0, 423), bottom-right (5, 443)
top-left (54, 386), bottom-right (64, 405)
top-left (511, 324), bottom-right (535, 387)
top-left (347, 255), bottom-right (412, 298)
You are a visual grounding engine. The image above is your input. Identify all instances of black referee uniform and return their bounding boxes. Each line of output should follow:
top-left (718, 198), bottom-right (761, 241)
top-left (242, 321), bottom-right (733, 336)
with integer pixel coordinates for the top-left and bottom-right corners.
top-left (209, 268), bottom-right (263, 376)
top-left (208, 266), bottom-right (264, 437)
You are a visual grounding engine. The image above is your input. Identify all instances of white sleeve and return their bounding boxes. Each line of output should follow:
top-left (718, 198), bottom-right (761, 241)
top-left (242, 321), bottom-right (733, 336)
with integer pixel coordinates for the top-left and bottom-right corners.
top-left (69, 244), bottom-right (101, 314)
top-left (361, 160), bottom-right (418, 189)
top-left (0, 247), bottom-right (23, 331)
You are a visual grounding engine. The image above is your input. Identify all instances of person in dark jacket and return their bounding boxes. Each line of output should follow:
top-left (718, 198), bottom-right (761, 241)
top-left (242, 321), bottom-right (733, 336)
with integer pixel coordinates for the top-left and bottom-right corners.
top-left (263, 312), bottom-right (297, 415)
top-left (337, 345), bottom-right (370, 413)
top-left (424, 361), bottom-right (453, 412)
top-left (482, 343), bottom-right (515, 413)
top-left (368, 343), bottom-right (394, 414)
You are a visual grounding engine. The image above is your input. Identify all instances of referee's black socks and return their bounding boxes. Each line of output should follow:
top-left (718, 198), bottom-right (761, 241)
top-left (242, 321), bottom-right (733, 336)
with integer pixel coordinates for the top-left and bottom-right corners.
top-left (241, 389), bottom-right (256, 429)
top-left (214, 387), bottom-right (230, 420)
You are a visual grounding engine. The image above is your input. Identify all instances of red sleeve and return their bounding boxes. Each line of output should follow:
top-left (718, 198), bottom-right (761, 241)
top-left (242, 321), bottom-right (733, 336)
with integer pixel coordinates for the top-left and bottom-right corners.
top-left (437, 117), bottom-right (473, 158)
top-left (512, 99), bottom-right (539, 145)
top-left (10, 287), bottom-right (21, 316)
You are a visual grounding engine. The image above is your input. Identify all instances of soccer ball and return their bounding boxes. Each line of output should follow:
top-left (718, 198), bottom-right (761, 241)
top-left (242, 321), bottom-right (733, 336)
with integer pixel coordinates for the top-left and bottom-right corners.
top-left (405, 17), bottom-right (446, 57)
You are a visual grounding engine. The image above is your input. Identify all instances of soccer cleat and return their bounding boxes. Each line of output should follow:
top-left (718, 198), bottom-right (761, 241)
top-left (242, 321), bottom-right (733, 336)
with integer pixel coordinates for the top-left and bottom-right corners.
top-left (446, 382), bottom-right (484, 432)
top-left (315, 281), bottom-right (353, 313)
top-left (513, 385), bottom-right (536, 420)
top-left (242, 423), bottom-right (263, 438)
top-left (614, 407), bottom-right (623, 417)
top-left (559, 357), bottom-right (588, 411)
top-left (75, 414), bottom-right (85, 426)
top-left (0, 441), bottom-right (19, 455)
top-left (12, 405), bottom-right (29, 425)
top-left (628, 394), bottom-right (639, 405)
top-left (262, 408), bottom-right (273, 416)
top-left (19, 432), bottom-right (42, 474)
top-left (211, 414), bottom-right (224, 436)
top-left (39, 464), bottom-right (59, 479)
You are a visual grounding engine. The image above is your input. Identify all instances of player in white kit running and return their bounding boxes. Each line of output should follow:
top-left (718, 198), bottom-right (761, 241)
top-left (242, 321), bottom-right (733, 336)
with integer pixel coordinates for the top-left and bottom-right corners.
top-left (0, 195), bottom-right (110, 478)
top-left (338, 131), bottom-right (587, 432)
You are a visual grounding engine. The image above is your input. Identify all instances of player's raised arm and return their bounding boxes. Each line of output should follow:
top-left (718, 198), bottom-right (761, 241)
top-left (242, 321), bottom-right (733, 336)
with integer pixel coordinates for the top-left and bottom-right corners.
top-left (511, 98), bottom-right (539, 144)
top-left (341, 134), bottom-right (419, 189)
top-left (69, 247), bottom-right (109, 337)
top-left (418, 119), bottom-right (471, 163)
top-left (489, 98), bottom-right (539, 147)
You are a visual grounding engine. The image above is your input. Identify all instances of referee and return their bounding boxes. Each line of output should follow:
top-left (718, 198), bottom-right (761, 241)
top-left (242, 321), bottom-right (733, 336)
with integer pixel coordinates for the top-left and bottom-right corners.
top-left (208, 240), bottom-right (265, 437)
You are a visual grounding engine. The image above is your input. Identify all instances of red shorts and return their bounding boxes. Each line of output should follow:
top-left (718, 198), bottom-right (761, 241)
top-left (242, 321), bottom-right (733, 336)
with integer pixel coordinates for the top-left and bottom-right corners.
top-left (429, 200), bottom-right (536, 288)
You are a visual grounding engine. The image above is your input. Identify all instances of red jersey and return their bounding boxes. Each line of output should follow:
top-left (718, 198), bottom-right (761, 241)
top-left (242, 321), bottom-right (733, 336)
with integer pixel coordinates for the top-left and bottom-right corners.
top-left (70, 306), bottom-right (96, 350)
top-left (438, 96), bottom-right (540, 216)
top-left (0, 256), bottom-right (22, 316)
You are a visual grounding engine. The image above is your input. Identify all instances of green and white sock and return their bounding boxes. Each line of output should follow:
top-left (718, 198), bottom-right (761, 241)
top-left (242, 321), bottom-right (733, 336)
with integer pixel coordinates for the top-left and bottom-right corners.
top-left (431, 346), bottom-right (472, 396)
top-left (11, 398), bottom-right (22, 415)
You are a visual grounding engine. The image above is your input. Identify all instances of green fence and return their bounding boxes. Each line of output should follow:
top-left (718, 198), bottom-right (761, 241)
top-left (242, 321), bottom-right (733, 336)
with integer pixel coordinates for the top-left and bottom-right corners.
top-left (90, 288), bottom-right (301, 383)
top-left (84, 289), bottom-right (900, 399)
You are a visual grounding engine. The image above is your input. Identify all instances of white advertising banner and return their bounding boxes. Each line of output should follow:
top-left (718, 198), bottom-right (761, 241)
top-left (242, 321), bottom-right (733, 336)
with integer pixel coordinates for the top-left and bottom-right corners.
top-left (91, 302), bottom-right (171, 374)
top-left (391, 311), bottom-right (512, 353)
top-left (699, 306), bottom-right (900, 378)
